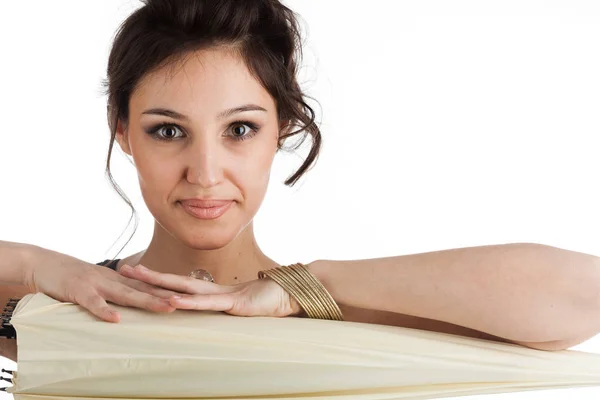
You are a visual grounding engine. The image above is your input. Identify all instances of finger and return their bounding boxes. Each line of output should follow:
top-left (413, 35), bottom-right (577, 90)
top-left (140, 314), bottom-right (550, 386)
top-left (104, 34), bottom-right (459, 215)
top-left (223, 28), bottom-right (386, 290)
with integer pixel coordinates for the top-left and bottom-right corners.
top-left (121, 278), bottom-right (187, 299)
top-left (112, 265), bottom-right (186, 298)
top-left (120, 265), bottom-right (226, 295)
top-left (101, 283), bottom-right (176, 313)
top-left (75, 291), bottom-right (121, 323)
top-left (169, 294), bottom-right (235, 312)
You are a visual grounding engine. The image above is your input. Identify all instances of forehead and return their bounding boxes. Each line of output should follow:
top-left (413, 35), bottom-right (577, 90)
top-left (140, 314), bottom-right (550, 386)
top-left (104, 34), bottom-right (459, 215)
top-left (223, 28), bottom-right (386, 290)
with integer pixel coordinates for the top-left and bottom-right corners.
top-left (130, 48), bottom-right (275, 116)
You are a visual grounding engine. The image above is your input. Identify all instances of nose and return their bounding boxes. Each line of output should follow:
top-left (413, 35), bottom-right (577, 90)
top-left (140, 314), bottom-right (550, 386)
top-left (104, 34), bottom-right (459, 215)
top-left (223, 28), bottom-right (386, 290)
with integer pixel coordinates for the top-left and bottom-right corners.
top-left (184, 135), bottom-right (224, 188)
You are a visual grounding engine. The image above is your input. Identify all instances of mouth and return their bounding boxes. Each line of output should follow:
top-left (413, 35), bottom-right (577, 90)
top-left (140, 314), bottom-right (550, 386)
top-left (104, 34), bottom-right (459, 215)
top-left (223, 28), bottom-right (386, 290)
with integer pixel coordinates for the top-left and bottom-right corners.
top-left (179, 199), bottom-right (233, 208)
top-left (178, 200), bottom-right (233, 220)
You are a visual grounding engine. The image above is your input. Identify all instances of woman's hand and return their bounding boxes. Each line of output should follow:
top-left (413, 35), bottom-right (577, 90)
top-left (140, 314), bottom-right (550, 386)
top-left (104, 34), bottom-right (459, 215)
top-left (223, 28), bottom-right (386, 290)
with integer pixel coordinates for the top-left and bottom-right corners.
top-left (119, 264), bottom-right (304, 317)
top-left (23, 247), bottom-right (187, 322)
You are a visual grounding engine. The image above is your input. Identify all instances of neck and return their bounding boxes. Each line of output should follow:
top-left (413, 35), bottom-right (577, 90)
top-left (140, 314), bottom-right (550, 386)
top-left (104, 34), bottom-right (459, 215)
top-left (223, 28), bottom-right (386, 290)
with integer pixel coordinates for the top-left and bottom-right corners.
top-left (135, 221), bottom-right (279, 286)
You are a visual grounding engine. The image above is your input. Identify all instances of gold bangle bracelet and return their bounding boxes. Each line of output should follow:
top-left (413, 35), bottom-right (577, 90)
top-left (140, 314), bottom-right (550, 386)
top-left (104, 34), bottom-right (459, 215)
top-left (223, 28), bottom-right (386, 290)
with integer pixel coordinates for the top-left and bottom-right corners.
top-left (258, 263), bottom-right (344, 321)
top-left (261, 266), bottom-right (324, 319)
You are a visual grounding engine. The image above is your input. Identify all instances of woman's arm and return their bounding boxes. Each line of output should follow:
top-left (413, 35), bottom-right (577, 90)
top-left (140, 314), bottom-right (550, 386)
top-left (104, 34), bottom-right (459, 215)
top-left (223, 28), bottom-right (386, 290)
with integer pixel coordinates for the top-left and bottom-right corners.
top-left (0, 240), bottom-right (39, 361)
top-left (0, 240), bottom-right (36, 286)
top-left (0, 241), bottom-right (37, 311)
top-left (308, 242), bottom-right (600, 348)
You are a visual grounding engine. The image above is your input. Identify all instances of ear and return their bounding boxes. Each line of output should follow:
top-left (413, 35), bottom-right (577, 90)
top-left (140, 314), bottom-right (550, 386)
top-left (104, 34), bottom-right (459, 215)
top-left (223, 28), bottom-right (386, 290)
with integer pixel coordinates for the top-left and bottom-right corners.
top-left (114, 119), bottom-right (132, 156)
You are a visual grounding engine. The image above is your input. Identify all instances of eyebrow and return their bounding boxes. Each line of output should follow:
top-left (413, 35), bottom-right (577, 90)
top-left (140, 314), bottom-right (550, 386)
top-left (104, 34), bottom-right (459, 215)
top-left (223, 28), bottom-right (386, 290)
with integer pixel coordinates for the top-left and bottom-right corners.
top-left (141, 104), bottom-right (267, 121)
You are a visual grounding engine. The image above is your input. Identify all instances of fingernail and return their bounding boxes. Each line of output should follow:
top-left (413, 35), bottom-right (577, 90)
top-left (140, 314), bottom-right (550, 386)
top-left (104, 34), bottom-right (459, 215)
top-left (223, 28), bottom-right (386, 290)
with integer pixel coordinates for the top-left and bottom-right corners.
top-left (171, 295), bottom-right (181, 299)
top-left (136, 265), bottom-right (148, 271)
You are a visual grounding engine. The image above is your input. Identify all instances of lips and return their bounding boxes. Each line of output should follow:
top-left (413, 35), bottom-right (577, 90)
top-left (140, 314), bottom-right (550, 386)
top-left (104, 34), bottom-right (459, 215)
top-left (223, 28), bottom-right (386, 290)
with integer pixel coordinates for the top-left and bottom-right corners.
top-left (178, 199), bottom-right (234, 220)
top-left (179, 199), bottom-right (232, 208)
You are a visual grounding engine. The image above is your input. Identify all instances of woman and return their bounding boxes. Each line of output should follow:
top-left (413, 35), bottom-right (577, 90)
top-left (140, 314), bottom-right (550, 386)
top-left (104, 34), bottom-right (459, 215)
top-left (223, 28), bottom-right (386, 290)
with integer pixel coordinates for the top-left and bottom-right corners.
top-left (1, 0), bottom-right (600, 363)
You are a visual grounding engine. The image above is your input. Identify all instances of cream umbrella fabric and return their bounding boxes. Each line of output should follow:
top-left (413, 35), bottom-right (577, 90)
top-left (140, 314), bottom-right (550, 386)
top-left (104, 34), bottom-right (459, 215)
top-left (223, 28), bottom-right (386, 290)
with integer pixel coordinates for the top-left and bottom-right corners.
top-left (6, 292), bottom-right (600, 399)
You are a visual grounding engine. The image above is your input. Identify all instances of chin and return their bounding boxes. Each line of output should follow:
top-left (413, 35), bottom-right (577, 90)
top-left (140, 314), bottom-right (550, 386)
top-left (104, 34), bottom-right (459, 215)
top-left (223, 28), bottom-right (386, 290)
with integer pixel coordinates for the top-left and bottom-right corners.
top-left (182, 236), bottom-right (233, 250)
top-left (152, 201), bottom-right (251, 250)
top-left (178, 224), bottom-right (243, 250)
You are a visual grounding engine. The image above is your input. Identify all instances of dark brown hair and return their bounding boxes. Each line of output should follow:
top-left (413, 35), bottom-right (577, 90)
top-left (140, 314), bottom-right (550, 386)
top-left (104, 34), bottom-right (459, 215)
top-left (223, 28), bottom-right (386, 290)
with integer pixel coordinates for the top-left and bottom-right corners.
top-left (100, 0), bottom-right (321, 257)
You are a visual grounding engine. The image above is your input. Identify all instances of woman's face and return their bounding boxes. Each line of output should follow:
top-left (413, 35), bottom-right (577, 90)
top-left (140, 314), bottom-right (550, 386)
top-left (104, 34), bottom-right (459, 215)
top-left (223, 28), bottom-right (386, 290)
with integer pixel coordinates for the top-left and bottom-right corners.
top-left (115, 48), bottom-right (280, 249)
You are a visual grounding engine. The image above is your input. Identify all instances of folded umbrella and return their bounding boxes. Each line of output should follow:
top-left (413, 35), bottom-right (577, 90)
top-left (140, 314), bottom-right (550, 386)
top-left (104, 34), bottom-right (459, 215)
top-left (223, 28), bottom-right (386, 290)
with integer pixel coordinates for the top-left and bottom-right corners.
top-left (5, 292), bottom-right (600, 399)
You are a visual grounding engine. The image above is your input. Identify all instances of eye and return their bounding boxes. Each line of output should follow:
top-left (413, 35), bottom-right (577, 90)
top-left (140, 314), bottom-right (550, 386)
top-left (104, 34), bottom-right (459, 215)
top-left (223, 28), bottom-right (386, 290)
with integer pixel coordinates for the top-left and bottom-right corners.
top-left (146, 123), bottom-right (184, 141)
top-left (228, 120), bottom-right (260, 141)
top-left (145, 120), bottom-right (260, 142)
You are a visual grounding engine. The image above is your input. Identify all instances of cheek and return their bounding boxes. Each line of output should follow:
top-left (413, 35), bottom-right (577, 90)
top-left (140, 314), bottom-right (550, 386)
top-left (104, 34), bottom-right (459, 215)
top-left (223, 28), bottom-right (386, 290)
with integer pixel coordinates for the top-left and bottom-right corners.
top-left (237, 140), bottom-right (276, 194)
top-left (132, 147), bottom-right (180, 201)
top-left (138, 161), bottom-right (179, 190)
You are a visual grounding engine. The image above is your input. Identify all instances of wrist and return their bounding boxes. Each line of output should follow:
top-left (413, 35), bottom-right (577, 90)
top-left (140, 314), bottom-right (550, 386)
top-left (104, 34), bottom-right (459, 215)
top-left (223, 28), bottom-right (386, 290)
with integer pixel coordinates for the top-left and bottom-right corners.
top-left (287, 260), bottom-right (328, 318)
top-left (307, 259), bottom-right (347, 308)
top-left (261, 261), bottom-right (343, 320)
top-left (306, 259), bottom-right (333, 294)
top-left (288, 299), bottom-right (307, 318)
top-left (306, 259), bottom-right (326, 278)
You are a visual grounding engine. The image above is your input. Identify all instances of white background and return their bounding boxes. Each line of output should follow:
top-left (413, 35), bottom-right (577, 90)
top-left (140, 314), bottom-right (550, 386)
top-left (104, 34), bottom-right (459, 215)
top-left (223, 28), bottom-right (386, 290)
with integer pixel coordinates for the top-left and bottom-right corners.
top-left (1, 0), bottom-right (600, 398)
